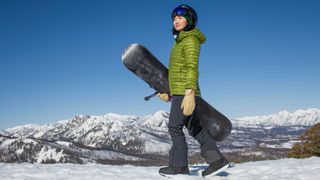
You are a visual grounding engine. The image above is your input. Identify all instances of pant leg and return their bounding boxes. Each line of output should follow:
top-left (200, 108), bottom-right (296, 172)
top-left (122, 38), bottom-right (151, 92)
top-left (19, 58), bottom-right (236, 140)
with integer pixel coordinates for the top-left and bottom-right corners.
top-left (168, 96), bottom-right (189, 167)
top-left (194, 128), bottom-right (224, 163)
top-left (185, 96), bottom-right (203, 137)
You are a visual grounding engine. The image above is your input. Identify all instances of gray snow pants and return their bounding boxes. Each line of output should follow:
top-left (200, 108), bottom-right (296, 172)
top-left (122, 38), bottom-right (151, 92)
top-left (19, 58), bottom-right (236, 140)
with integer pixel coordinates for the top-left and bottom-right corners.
top-left (168, 95), bottom-right (224, 167)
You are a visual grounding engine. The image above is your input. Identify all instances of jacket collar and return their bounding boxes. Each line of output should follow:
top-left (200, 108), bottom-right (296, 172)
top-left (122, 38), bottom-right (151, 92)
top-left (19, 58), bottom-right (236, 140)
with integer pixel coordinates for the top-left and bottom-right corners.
top-left (176, 28), bottom-right (206, 44)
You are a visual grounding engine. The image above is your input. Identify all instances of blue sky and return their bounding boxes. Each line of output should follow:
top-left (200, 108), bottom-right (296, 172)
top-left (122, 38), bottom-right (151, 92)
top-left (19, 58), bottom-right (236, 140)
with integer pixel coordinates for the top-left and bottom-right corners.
top-left (1, 0), bottom-right (319, 129)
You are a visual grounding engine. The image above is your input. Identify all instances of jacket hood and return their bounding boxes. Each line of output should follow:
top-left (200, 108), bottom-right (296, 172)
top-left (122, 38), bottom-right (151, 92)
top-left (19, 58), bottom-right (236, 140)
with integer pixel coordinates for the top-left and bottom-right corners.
top-left (176, 28), bottom-right (206, 44)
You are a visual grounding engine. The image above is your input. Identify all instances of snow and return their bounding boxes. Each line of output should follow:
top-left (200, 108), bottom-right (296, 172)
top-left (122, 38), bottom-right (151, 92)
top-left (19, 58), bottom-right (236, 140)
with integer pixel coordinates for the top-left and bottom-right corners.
top-left (36, 146), bottom-right (64, 163)
top-left (240, 151), bottom-right (263, 156)
top-left (0, 157), bottom-right (319, 180)
top-left (15, 148), bottom-right (24, 155)
top-left (0, 139), bottom-right (17, 149)
top-left (56, 141), bottom-right (71, 147)
top-left (143, 136), bottom-right (171, 153)
top-left (281, 140), bottom-right (301, 149)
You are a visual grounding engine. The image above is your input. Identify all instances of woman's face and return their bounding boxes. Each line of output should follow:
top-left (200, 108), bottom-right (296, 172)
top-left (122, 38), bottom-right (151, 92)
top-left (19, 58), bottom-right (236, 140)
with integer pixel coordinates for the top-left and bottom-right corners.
top-left (173, 16), bottom-right (188, 31)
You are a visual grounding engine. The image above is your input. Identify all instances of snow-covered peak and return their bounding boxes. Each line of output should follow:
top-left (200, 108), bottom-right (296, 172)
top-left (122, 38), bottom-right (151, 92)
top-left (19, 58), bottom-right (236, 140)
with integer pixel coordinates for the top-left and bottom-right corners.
top-left (103, 113), bottom-right (137, 121)
top-left (0, 130), bottom-right (11, 136)
top-left (138, 110), bottom-right (169, 128)
top-left (5, 123), bottom-right (60, 137)
top-left (6, 123), bottom-right (41, 132)
top-left (153, 110), bottom-right (168, 117)
top-left (233, 108), bottom-right (320, 127)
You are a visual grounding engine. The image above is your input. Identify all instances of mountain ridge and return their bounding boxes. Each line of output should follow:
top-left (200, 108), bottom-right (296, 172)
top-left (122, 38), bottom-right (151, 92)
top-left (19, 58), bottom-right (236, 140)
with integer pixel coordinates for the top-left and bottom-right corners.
top-left (4, 108), bottom-right (320, 134)
top-left (1, 108), bottom-right (318, 164)
top-left (233, 108), bottom-right (320, 127)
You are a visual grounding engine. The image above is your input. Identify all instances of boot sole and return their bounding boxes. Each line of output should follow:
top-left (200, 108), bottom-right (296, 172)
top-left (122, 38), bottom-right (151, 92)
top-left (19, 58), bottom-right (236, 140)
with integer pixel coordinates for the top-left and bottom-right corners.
top-left (159, 173), bottom-right (189, 178)
top-left (202, 163), bottom-right (230, 178)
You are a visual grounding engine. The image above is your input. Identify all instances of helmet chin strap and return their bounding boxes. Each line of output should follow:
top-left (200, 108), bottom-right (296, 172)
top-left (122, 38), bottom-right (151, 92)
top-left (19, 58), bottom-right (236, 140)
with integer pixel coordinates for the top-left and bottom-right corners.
top-left (172, 27), bottom-right (178, 40)
top-left (173, 29), bottom-right (179, 40)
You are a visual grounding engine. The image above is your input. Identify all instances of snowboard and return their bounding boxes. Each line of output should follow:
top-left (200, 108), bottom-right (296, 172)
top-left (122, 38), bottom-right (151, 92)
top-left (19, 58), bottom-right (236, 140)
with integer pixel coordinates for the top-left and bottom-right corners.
top-left (122, 44), bottom-right (232, 142)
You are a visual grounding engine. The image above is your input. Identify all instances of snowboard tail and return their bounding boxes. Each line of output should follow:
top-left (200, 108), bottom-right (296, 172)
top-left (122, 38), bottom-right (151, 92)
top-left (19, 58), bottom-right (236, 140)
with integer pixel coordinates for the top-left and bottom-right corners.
top-left (122, 44), bottom-right (232, 141)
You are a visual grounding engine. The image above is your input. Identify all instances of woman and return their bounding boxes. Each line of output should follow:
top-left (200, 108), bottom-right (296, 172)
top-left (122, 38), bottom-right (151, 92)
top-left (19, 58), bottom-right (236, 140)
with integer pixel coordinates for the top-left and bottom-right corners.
top-left (157, 4), bottom-right (229, 177)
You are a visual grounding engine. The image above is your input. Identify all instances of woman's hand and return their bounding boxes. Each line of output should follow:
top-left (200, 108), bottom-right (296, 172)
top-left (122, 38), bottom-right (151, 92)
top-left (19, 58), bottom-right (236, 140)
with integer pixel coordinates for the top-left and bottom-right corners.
top-left (157, 93), bottom-right (170, 102)
top-left (181, 89), bottom-right (195, 116)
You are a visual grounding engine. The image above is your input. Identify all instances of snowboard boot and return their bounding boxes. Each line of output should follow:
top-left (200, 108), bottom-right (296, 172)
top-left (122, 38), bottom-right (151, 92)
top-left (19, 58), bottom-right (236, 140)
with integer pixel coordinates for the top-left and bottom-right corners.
top-left (202, 158), bottom-right (229, 177)
top-left (159, 166), bottom-right (189, 177)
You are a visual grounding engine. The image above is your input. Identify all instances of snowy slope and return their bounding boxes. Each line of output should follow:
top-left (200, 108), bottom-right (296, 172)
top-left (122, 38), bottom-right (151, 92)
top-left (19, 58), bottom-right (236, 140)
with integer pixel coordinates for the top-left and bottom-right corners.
top-left (0, 157), bottom-right (319, 180)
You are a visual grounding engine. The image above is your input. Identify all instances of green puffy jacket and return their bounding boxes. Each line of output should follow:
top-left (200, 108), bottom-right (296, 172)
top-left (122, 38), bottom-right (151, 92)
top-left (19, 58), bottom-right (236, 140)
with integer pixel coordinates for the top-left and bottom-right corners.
top-left (168, 28), bottom-right (206, 96)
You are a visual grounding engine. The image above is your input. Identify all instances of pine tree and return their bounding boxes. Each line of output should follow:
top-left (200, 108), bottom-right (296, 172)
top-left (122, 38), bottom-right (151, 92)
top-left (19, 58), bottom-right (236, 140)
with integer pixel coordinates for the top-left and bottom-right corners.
top-left (288, 123), bottom-right (320, 158)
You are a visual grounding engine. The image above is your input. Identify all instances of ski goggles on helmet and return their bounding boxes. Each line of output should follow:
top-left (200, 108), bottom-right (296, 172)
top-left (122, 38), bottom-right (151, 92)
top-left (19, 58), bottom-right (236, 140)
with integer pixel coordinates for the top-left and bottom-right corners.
top-left (172, 7), bottom-right (188, 18)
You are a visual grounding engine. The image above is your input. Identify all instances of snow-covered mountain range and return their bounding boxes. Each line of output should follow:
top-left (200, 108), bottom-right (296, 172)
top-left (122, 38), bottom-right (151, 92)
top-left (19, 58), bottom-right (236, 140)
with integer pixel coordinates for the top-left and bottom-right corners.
top-left (0, 108), bottom-right (319, 164)
top-left (232, 108), bottom-right (320, 127)
top-left (6, 108), bottom-right (320, 137)
top-left (0, 111), bottom-right (173, 164)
